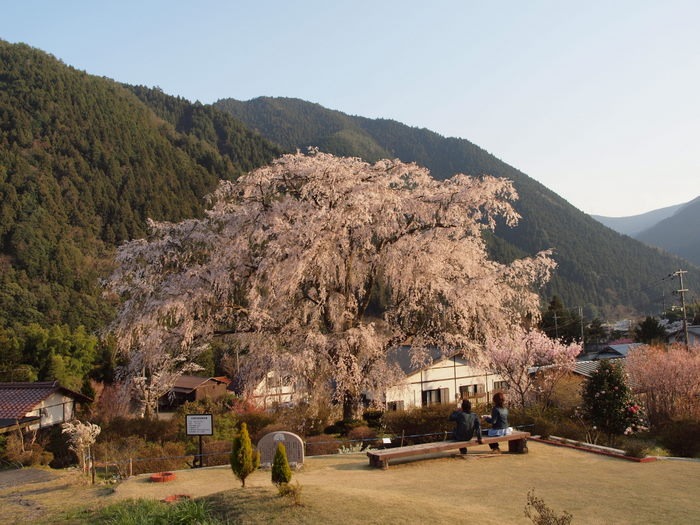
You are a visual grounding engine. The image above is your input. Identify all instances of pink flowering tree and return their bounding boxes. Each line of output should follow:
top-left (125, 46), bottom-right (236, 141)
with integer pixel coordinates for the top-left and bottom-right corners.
top-left (626, 343), bottom-right (700, 426)
top-left (106, 150), bottom-right (555, 419)
top-left (483, 328), bottom-right (581, 408)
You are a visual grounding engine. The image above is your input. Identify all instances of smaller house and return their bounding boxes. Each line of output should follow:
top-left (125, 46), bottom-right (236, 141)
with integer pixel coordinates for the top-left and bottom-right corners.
top-left (0, 381), bottom-right (91, 434)
top-left (159, 375), bottom-right (230, 410)
top-left (669, 325), bottom-right (700, 347)
top-left (384, 347), bottom-right (507, 410)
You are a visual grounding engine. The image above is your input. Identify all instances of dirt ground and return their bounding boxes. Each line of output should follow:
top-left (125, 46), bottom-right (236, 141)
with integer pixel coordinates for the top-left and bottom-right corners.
top-left (2, 441), bottom-right (699, 524)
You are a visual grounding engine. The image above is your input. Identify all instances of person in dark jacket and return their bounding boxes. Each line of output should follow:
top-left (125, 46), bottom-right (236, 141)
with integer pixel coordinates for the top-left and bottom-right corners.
top-left (449, 399), bottom-right (482, 454)
top-left (482, 391), bottom-right (509, 452)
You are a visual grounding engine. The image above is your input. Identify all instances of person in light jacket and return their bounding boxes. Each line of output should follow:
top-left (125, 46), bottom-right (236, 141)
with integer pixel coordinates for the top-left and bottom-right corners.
top-left (482, 391), bottom-right (509, 452)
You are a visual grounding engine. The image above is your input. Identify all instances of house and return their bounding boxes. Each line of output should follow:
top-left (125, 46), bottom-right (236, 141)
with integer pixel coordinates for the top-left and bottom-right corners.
top-left (159, 375), bottom-right (230, 410)
top-left (384, 347), bottom-right (507, 410)
top-left (0, 381), bottom-right (91, 434)
top-left (577, 342), bottom-right (642, 361)
top-left (669, 324), bottom-right (700, 347)
top-left (247, 371), bottom-right (298, 409)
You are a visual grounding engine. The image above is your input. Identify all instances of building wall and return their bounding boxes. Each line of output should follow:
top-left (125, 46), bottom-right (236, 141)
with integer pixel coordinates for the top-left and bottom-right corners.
top-left (193, 381), bottom-right (228, 402)
top-left (27, 391), bottom-right (75, 430)
top-left (385, 356), bottom-right (505, 410)
top-left (250, 371), bottom-right (297, 409)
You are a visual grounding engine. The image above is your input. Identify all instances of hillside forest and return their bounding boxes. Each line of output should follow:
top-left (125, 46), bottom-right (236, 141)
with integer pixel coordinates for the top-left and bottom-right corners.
top-left (0, 40), bottom-right (698, 396)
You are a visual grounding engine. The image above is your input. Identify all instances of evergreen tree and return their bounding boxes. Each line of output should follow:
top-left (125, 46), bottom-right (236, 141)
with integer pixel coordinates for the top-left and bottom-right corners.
top-left (230, 422), bottom-right (259, 487)
top-left (582, 360), bottom-right (645, 445)
top-left (633, 316), bottom-right (667, 344)
top-left (271, 442), bottom-right (292, 485)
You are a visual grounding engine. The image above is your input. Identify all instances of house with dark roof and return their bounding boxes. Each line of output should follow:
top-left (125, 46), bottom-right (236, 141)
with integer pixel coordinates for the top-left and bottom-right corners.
top-left (159, 375), bottom-right (230, 410)
top-left (577, 342), bottom-right (642, 361)
top-left (0, 381), bottom-right (91, 434)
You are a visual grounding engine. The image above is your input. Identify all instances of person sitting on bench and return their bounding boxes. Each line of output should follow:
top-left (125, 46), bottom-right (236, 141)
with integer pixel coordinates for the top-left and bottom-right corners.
top-left (482, 391), bottom-right (509, 453)
top-left (449, 399), bottom-right (482, 454)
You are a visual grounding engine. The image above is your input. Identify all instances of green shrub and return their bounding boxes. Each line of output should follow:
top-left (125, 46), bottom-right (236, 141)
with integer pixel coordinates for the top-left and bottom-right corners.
top-left (623, 438), bottom-right (650, 458)
top-left (362, 410), bottom-right (383, 429)
top-left (230, 422), bottom-right (260, 487)
top-left (271, 442), bottom-right (293, 485)
top-left (382, 405), bottom-right (453, 444)
top-left (658, 420), bottom-right (700, 458)
top-left (94, 498), bottom-right (221, 524)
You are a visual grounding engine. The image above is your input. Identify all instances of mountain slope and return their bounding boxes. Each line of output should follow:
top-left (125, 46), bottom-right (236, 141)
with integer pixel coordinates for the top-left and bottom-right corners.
top-left (592, 202), bottom-right (687, 237)
top-left (0, 41), bottom-right (281, 329)
top-left (635, 197), bottom-right (700, 266)
top-left (215, 97), bottom-right (699, 316)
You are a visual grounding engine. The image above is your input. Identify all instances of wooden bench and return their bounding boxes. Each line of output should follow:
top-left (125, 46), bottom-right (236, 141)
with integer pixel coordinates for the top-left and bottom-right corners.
top-left (367, 431), bottom-right (530, 469)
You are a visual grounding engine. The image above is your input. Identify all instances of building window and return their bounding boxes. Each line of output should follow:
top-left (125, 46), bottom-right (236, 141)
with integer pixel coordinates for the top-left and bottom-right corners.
top-left (459, 384), bottom-right (485, 399)
top-left (493, 381), bottom-right (509, 391)
top-left (422, 388), bottom-right (449, 406)
top-left (387, 400), bottom-right (404, 412)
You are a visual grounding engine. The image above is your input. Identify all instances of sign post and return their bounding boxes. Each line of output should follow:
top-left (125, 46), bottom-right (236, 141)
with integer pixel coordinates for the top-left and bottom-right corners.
top-left (185, 414), bottom-right (213, 468)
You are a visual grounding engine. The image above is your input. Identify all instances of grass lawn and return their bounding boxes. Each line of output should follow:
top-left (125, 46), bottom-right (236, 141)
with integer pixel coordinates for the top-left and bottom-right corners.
top-left (3, 441), bottom-right (699, 524)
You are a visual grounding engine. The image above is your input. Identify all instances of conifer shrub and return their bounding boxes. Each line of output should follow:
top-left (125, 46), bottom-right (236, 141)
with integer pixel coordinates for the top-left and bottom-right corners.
top-left (230, 422), bottom-right (260, 487)
top-left (271, 442), bottom-right (292, 485)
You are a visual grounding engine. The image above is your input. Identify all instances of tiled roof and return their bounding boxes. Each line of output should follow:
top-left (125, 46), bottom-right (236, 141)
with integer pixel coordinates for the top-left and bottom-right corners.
top-left (0, 381), bottom-right (60, 420)
top-left (172, 375), bottom-right (227, 393)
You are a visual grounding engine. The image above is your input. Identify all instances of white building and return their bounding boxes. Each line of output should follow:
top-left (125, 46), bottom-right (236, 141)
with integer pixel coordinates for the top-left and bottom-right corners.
top-left (384, 347), bottom-right (507, 410)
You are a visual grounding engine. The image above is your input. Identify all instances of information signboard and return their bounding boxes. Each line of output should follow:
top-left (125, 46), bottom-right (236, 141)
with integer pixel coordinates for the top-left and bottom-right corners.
top-left (186, 414), bottom-right (214, 436)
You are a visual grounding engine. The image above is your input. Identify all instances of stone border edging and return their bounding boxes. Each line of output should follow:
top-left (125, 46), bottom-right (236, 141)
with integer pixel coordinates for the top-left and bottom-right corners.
top-left (530, 436), bottom-right (657, 463)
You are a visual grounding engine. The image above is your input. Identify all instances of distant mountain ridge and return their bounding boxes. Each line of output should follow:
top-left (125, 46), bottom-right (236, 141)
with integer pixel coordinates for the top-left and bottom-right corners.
top-left (635, 197), bottom-right (700, 266)
top-left (592, 202), bottom-right (689, 237)
top-left (215, 96), bottom-right (699, 316)
top-left (593, 198), bottom-right (700, 266)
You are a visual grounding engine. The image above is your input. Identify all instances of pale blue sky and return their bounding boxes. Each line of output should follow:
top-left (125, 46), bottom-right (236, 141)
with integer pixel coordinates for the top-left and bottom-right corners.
top-left (2, 1), bottom-right (698, 217)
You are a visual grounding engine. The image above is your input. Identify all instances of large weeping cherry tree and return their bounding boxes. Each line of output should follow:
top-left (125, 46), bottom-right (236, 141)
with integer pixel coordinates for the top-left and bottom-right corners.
top-left (106, 150), bottom-right (556, 419)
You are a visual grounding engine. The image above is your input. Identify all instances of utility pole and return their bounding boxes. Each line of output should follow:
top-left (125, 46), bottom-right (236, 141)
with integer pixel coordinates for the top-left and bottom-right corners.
top-left (674, 269), bottom-right (690, 350)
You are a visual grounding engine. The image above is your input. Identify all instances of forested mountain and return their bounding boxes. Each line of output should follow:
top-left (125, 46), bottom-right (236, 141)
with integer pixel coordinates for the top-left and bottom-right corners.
top-left (592, 202), bottom-right (687, 237)
top-left (1, 37), bottom-right (696, 341)
top-left (215, 97), bottom-right (699, 317)
top-left (0, 41), bottom-right (281, 331)
top-left (635, 196), bottom-right (700, 266)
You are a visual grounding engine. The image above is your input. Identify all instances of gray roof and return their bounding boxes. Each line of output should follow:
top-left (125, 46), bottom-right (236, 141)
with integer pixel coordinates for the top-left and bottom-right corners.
top-left (573, 360), bottom-right (602, 378)
top-left (388, 345), bottom-right (453, 375)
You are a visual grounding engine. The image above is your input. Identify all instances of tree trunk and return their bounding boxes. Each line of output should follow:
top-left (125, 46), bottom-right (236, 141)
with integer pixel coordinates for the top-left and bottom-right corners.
top-left (342, 391), bottom-right (360, 421)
